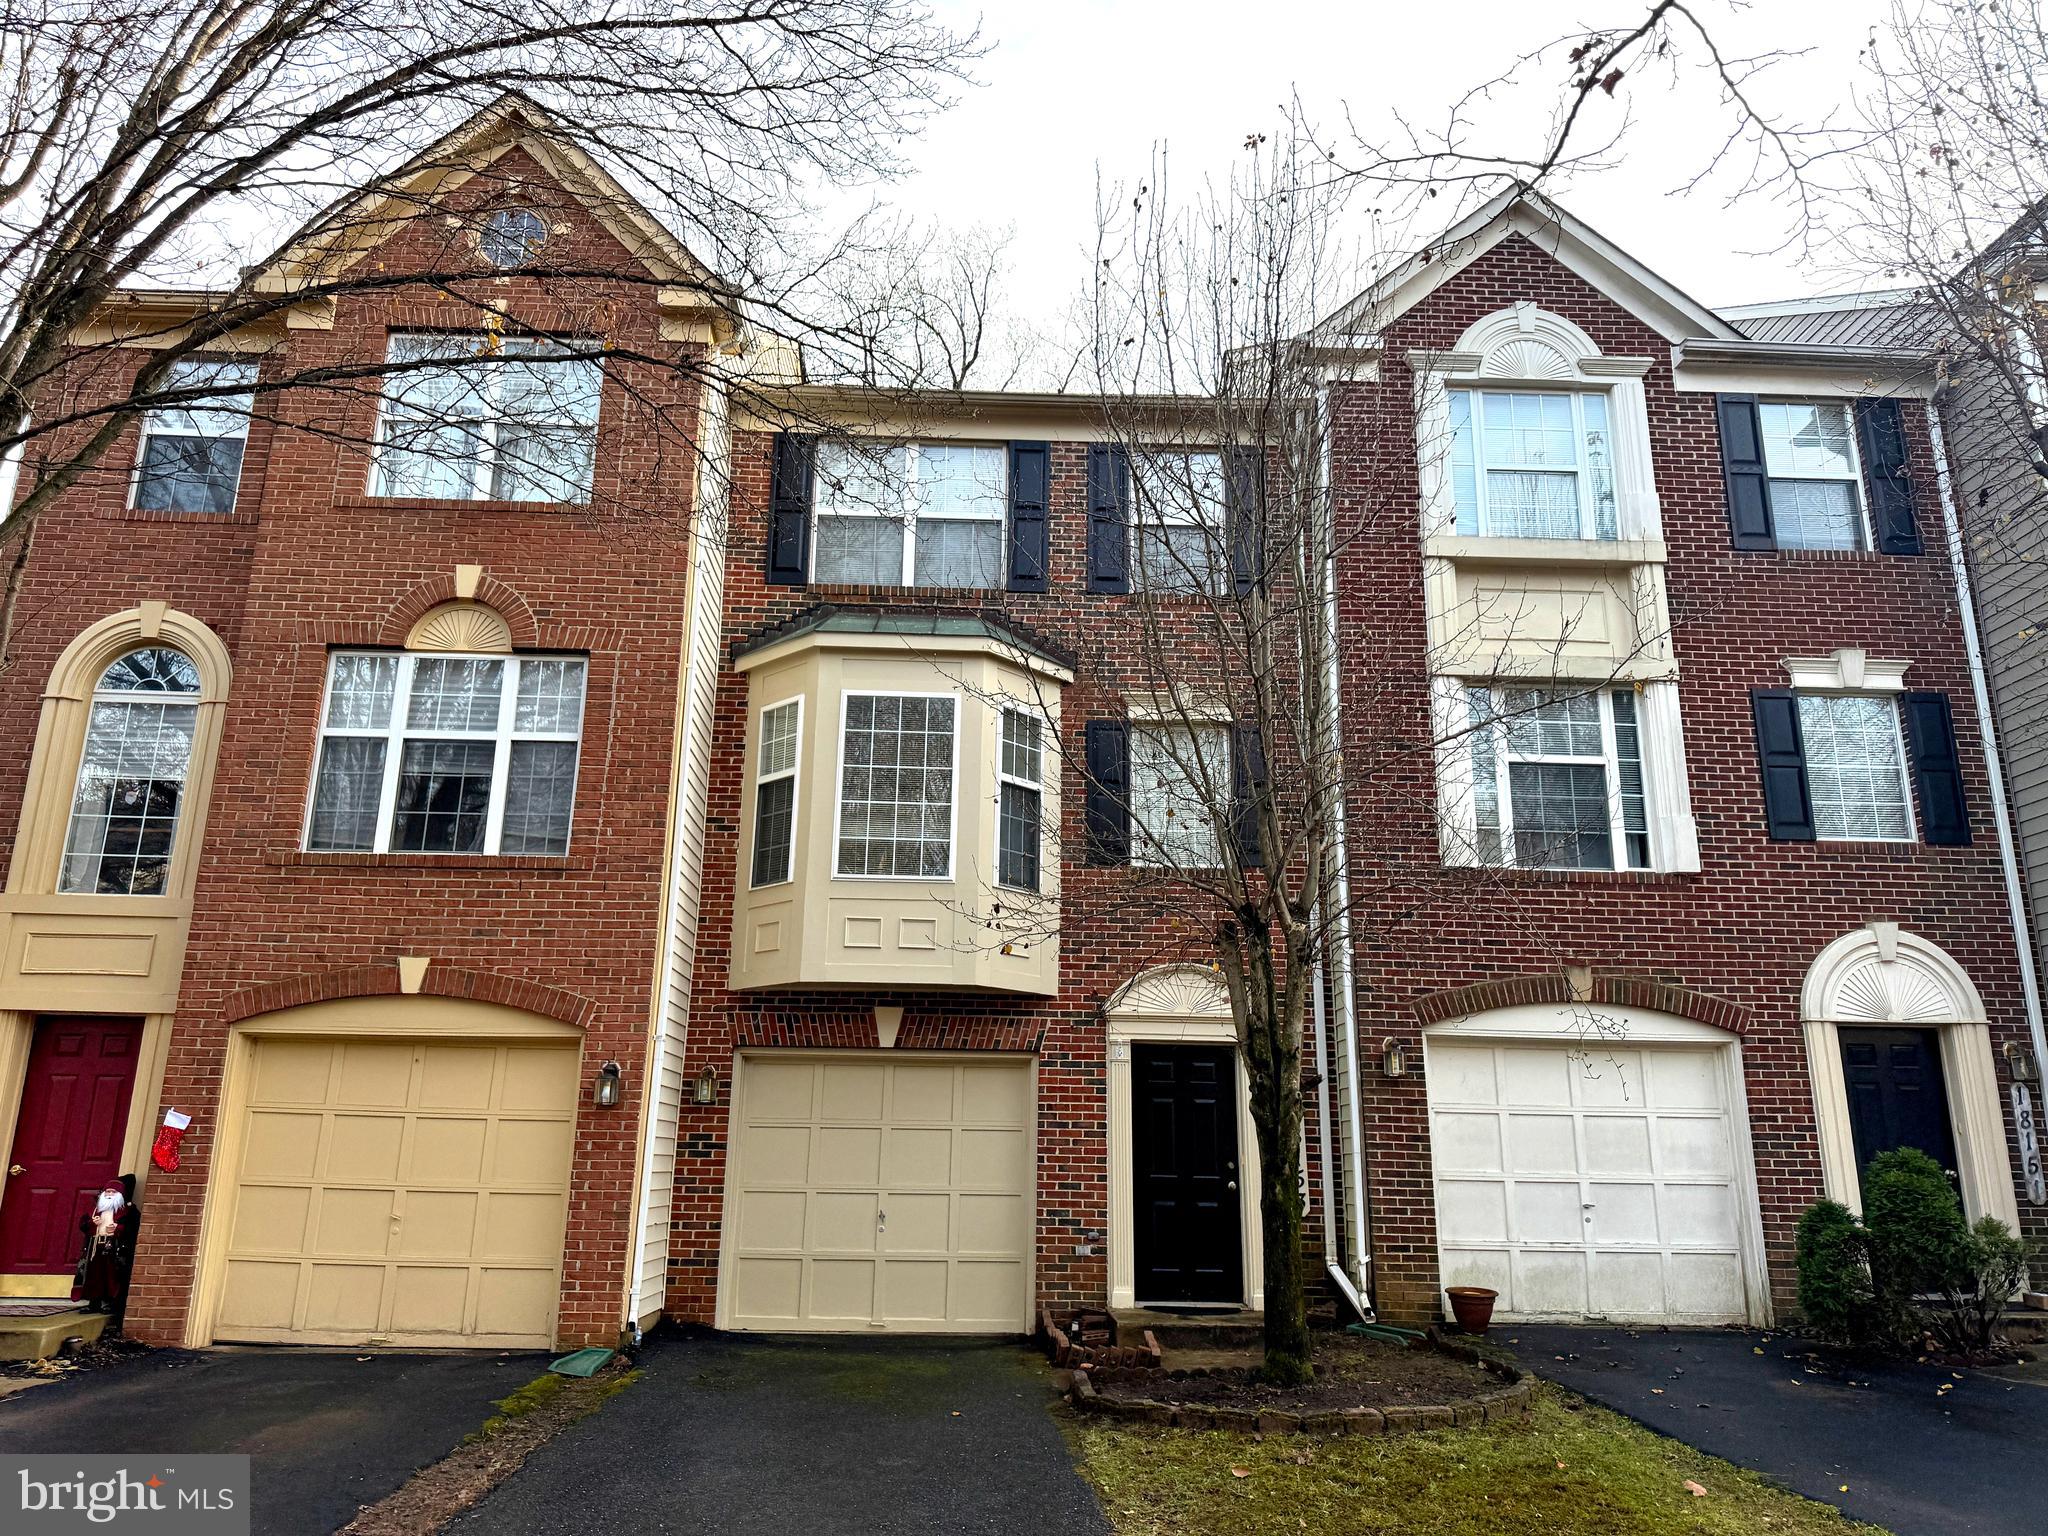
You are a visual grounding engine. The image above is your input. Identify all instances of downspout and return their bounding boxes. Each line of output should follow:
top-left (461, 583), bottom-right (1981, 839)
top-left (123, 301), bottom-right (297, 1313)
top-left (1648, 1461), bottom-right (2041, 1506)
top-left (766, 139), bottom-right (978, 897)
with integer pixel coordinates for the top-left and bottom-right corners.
top-left (1927, 408), bottom-right (2048, 1096)
top-left (1314, 375), bottom-right (1374, 1310)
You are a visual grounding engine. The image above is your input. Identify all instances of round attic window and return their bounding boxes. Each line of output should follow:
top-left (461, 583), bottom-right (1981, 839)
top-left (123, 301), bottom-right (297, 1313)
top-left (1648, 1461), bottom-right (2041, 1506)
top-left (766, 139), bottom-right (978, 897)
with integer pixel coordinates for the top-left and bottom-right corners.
top-left (479, 207), bottom-right (547, 269)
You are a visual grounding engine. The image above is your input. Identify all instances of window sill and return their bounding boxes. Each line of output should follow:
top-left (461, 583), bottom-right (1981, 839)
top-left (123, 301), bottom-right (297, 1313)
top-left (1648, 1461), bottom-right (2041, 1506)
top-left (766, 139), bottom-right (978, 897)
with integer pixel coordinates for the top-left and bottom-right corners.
top-left (328, 495), bottom-right (593, 515)
top-left (1438, 864), bottom-right (1696, 886)
top-left (805, 581), bottom-right (1007, 602)
top-left (99, 506), bottom-right (259, 526)
top-left (268, 850), bottom-right (592, 873)
top-left (1748, 547), bottom-right (1893, 562)
top-left (1424, 533), bottom-right (1666, 566)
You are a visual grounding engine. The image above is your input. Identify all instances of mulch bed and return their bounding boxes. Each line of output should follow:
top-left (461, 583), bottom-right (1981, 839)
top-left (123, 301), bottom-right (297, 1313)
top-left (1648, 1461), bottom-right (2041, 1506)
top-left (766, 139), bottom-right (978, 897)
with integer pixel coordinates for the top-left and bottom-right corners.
top-left (0, 1332), bottom-right (153, 1382)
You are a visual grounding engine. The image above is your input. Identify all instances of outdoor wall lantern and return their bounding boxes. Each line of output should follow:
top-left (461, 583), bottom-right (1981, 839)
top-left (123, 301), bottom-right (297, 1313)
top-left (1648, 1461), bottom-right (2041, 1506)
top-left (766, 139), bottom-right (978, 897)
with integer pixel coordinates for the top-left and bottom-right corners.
top-left (1382, 1038), bottom-right (1407, 1078)
top-left (2005, 1040), bottom-right (2040, 1084)
top-left (693, 1064), bottom-right (721, 1106)
top-left (593, 1060), bottom-right (623, 1108)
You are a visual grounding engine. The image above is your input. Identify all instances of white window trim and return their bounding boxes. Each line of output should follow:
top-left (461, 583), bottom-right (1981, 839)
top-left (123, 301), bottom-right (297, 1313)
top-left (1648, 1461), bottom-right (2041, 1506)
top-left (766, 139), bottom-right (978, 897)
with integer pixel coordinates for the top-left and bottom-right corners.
top-left (993, 703), bottom-right (1046, 893)
top-left (1759, 397), bottom-right (1872, 550)
top-left (304, 649), bottom-right (585, 856)
top-left (129, 360), bottom-right (257, 513)
top-left (1449, 387), bottom-right (1615, 540)
top-left (830, 687), bottom-right (961, 882)
top-left (1795, 690), bottom-right (1918, 845)
top-left (1128, 719), bottom-right (1230, 870)
top-left (59, 654), bottom-right (203, 895)
top-left (368, 334), bottom-right (600, 502)
top-left (1473, 685), bottom-right (1645, 872)
top-left (810, 440), bottom-right (1008, 588)
top-left (749, 695), bottom-right (804, 889)
top-left (1431, 675), bottom-right (1700, 873)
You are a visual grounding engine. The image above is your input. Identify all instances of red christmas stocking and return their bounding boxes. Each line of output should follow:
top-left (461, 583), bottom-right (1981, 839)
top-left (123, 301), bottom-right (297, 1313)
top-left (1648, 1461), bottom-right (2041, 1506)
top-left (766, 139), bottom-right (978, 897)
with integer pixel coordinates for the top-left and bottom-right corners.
top-left (151, 1110), bottom-right (191, 1172)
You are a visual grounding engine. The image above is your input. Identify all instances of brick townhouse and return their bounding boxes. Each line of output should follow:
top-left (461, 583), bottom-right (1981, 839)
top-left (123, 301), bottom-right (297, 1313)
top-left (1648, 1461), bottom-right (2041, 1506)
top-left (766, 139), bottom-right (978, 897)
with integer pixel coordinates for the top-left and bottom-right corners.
top-left (2, 98), bottom-right (2040, 1350)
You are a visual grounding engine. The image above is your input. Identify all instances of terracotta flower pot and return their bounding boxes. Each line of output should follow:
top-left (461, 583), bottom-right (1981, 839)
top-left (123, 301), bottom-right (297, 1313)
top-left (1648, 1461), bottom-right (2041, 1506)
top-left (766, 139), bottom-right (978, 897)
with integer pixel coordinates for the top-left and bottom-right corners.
top-left (1445, 1286), bottom-right (1499, 1335)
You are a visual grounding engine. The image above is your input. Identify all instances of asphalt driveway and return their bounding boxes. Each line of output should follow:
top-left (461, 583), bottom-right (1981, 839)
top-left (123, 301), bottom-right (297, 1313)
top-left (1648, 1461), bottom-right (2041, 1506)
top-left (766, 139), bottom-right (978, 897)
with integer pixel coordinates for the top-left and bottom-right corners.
top-left (0, 1346), bottom-right (546, 1534)
top-left (1509, 1324), bottom-right (2048, 1536)
top-left (455, 1332), bottom-right (1110, 1536)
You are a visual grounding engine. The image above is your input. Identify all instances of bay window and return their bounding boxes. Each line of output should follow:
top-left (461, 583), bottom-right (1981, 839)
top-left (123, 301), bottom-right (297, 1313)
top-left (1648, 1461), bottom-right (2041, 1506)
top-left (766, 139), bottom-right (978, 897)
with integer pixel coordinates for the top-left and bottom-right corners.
top-left (306, 651), bottom-right (587, 855)
top-left (1465, 685), bottom-right (1649, 870)
top-left (132, 360), bottom-right (256, 514)
top-left (1448, 389), bottom-right (1616, 540)
top-left (813, 441), bottom-right (1007, 588)
top-left (371, 334), bottom-right (602, 503)
top-left (997, 707), bottom-right (1044, 891)
top-left (750, 699), bottom-right (801, 887)
top-left (834, 692), bottom-right (957, 877)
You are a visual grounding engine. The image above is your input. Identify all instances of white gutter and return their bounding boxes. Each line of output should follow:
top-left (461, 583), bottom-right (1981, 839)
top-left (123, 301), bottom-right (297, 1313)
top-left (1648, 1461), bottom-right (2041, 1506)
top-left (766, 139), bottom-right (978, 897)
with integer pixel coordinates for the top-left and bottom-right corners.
top-left (1927, 408), bottom-right (2048, 1102)
top-left (1313, 377), bottom-right (1374, 1300)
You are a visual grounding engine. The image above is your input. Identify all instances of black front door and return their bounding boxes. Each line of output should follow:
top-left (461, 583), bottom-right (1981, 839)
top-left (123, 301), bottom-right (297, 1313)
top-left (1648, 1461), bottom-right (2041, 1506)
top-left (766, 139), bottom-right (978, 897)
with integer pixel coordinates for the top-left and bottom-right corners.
top-left (1133, 1044), bottom-right (1243, 1304)
top-left (1840, 1026), bottom-right (1959, 1183)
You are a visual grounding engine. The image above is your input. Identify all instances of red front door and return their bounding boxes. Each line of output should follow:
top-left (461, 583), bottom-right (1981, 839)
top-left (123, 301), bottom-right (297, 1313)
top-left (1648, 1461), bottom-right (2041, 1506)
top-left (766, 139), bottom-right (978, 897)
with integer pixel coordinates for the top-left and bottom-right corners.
top-left (0, 1017), bottom-right (142, 1274)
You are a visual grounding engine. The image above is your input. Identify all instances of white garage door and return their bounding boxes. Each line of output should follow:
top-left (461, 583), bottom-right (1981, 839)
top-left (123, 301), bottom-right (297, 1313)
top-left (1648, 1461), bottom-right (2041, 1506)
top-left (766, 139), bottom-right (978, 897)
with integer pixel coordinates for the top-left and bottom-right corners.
top-left (723, 1053), bottom-right (1034, 1333)
top-left (1426, 1038), bottom-right (1752, 1323)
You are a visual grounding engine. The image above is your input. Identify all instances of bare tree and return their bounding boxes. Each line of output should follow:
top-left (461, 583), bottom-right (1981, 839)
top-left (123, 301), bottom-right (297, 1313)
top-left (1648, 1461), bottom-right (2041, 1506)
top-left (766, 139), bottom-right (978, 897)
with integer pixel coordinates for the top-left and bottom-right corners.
top-left (0, 0), bottom-right (979, 671)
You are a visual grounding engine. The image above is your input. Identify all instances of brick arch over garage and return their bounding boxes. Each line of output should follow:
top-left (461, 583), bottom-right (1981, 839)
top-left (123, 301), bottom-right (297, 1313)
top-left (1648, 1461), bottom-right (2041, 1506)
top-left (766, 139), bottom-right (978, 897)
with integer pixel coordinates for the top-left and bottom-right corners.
top-left (219, 964), bottom-right (595, 1028)
top-left (1411, 973), bottom-right (1751, 1036)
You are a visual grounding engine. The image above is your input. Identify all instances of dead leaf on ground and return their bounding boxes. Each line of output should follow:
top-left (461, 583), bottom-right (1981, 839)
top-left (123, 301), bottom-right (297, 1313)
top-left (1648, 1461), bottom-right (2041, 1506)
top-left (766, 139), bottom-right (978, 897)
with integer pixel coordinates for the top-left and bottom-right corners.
top-left (1229, 1467), bottom-right (1252, 1479)
top-left (1684, 1480), bottom-right (1708, 1498)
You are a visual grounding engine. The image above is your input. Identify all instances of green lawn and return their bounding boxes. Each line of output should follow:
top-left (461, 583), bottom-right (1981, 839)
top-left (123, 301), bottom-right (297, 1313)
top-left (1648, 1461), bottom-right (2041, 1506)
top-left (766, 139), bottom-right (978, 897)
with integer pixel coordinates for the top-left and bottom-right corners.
top-left (1066, 1383), bottom-right (1890, 1536)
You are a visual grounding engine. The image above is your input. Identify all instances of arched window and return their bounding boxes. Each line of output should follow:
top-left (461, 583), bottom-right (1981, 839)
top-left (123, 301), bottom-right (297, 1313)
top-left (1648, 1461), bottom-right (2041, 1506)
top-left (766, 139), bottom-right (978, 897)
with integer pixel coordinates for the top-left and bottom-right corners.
top-left (58, 648), bottom-right (202, 894)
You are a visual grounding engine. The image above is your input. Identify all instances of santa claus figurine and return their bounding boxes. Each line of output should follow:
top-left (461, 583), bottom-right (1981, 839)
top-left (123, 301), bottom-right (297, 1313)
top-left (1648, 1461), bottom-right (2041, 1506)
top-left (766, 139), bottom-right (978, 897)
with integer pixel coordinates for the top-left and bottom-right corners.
top-left (73, 1174), bottom-right (141, 1325)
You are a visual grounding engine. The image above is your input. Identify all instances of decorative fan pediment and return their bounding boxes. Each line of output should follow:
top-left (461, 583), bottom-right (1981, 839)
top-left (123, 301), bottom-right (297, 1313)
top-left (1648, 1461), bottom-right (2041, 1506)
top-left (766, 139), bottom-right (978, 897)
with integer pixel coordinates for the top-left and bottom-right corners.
top-left (407, 601), bottom-right (514, 654)
top-left (1106, 964), bottom-right (1232, 1020)
top-left (1805, 925), bottom-right (1983, 1025)
top-left (1830, 955), bottom-right (1965, 1024)
top-left (1480, 338), bottom-right (1574, 380)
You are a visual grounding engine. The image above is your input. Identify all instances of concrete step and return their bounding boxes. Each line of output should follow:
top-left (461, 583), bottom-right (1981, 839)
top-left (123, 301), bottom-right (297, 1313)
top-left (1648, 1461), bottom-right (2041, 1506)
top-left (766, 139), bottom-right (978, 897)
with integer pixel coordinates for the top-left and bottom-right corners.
top-left (0, 1308), bottom-right (105, 1362)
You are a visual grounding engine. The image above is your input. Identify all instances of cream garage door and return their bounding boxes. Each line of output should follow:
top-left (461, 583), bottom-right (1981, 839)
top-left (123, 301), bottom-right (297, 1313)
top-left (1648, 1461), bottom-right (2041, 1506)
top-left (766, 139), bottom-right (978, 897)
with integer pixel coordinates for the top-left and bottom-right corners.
top-left (725, 1054), bottom-right (1034, 1332)
top-left (1427, 1039), bottom-right (1751, 1323)
top-left (214, 1037), bottom-right (576, 1348)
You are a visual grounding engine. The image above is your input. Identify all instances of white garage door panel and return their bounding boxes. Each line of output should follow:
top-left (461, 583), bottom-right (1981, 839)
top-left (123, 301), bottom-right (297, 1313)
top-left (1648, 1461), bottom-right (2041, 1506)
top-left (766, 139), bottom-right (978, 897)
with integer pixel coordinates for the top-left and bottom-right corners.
top-left (725, 1055), bottom-right (1033, 1333)
top-left (1428, 1039), bottom-right (1750, 1324)
top-left (214, 1038), bottom-right (575, 1348)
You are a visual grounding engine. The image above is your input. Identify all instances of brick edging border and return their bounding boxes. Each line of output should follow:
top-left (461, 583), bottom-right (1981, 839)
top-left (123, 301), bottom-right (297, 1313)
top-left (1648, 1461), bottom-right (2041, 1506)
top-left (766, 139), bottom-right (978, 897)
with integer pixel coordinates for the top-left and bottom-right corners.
top-left (1065, 1333), bottom-right (1533, 1435)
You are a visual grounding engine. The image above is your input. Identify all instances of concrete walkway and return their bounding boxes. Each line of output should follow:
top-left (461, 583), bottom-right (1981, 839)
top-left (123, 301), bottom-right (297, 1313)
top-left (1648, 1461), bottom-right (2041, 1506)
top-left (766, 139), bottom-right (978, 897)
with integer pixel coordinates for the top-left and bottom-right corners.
top-left (1509, 1324), bottom-right (2048, 1536)
top-left (0, 1346), bottom-right (546, 1535)
top-left (455, 1332), bottom-right (1110, 1536)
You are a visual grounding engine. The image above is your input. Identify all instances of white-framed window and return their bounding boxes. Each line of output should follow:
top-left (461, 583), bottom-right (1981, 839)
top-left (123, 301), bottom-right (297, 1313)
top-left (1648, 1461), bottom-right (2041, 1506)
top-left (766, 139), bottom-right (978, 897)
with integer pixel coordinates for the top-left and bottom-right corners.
top-left (1797, 693), bottom-right (1914, 841)
top-left (370, 333), bottom-right (603, 503)
top-left (1448, 389), bottom-right (1616, 540)
top-left (996, 706), bottom-right (1044, 891)
top-left (834, 691), bottom-right (958, 878)
top-left (1466, 685), bottom-right (1649, 870)
top-left (479, 207), bottom-right (548, 269)
top-left (1130, 722), bottom-right (1229, 867)
top-left (1133, 450), bottom-right (1228, 594)
top-left (59, 648), bottom-right (201, 894)
top-left (750, 698), bottom-right (802, 887)
top-left (131, 359), bottom-right (257, 514)
top-left (812, 441), bottom-right (1007, 588)
top-left (305, 651), bottom-right (587, 855)
top-left (1759, 400), bottom-right (1867, 551)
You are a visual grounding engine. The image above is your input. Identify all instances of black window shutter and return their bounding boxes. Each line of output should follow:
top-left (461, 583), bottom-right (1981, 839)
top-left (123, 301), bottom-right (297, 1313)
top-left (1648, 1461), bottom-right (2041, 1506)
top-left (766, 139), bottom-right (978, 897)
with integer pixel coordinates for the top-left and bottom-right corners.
top-left (1750, 689), bottom-right (1815, 841)
top-left (1716, 394), bottom-right (1776, 551)
top-left (1226, 447), bottom-right (1265, 598)
top-left (1006, 440), bottom-right (1050, 592)
top-left (1231, 725), bottom-right (1267, 867)
top-left (1901, 691), bottom-right (1971, 845)
top-left (1086, 444), bottom-right (1130, 593)
top-left (1855, 398), bottom-right (1922, 556)
top-left (767, 433), bottom-right (816, 585)
top-left (1083, 720), bottom-right (1130, 865)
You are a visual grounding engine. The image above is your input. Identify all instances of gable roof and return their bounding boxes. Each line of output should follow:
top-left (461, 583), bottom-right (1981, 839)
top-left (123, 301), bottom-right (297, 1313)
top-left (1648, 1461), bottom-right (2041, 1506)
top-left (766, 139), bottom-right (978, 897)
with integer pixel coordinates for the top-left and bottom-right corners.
top-left (1318, 187), bottom-right (1745, 346)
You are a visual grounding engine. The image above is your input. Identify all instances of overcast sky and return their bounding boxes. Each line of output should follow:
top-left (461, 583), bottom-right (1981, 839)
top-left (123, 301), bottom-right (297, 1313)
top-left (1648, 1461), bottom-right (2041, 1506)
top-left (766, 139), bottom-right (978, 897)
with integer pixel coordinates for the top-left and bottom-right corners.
top-left (869, 0), bottom-right (1895, 327)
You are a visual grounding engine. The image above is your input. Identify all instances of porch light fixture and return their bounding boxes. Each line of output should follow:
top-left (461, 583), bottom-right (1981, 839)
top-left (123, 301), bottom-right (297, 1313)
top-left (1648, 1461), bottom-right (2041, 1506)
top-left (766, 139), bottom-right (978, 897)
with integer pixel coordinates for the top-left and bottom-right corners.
top-left (1382, 1038), bottom-right (1407, 1079)
top-left (2005, 1040), bottom-right (2040, 1084)
top-left (693, 1064), bottom-right (720, 1106)
top-left (593, 1061), bottom-right (623, 1108)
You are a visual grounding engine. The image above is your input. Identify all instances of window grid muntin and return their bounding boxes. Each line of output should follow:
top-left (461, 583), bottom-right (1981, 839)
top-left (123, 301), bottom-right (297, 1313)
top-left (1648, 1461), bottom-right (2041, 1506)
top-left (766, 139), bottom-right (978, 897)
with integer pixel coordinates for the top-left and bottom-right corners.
top-left (1468, 685), bottom-right (1650, 871)
top-left (370, 333), bottom-right (602, 504)
top-left (1132, 450), bottom-right (1229, 595)
top-left (1796, 692), bottom-right (1915, 842)
top-left (1758, 398), bottom-right (1869, 551)
top-left (306, 650), bottom-right (585, 856)
top-left (1448, 388), bottom-right (1617, 540)
top-left (811, 440), bottom-right (1007, 589)
top-left (750, 697), bottom-right (803, 888)
top-left (58, 651), bottom-right (204, 895)
top-left (832, 690), bottom-right (959, 879)
top-left (996, 706), bottom-right (1044, 892)
top-left (131, 359), bottom-right (257, 514)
